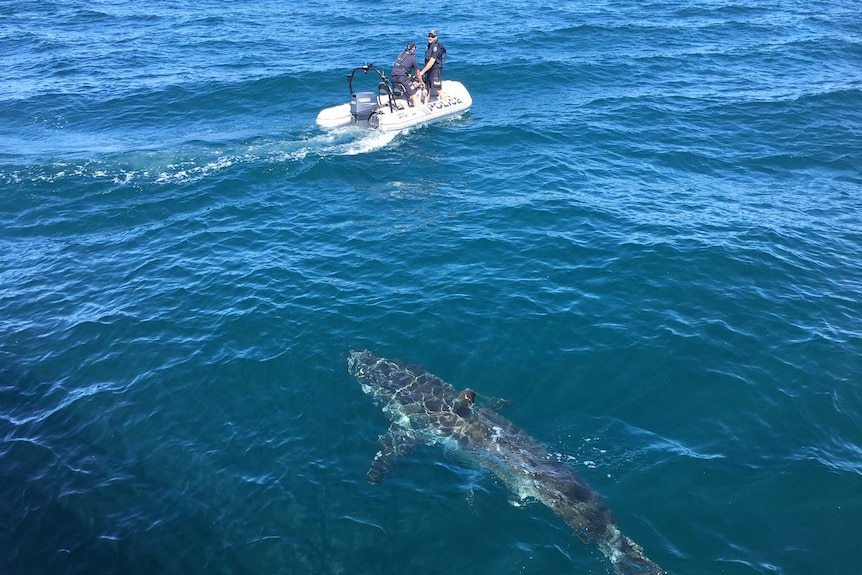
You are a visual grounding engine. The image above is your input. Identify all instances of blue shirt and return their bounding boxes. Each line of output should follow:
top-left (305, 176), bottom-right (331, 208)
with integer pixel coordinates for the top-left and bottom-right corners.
top-left (392, 50), bottom-right (421, 79)
top-left (424, 41), bottom-right (446, 70)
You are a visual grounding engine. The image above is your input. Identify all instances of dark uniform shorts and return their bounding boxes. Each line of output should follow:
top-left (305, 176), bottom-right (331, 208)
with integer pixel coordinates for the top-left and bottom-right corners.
top-left (424, 68), bottom-right (442, 96)
top-left (391, 75), bottom-right (417, 96)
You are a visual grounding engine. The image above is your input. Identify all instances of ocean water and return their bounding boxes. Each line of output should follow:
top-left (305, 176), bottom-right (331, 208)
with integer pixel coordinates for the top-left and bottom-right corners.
top-left (2, 1), bottom-right (861, 574)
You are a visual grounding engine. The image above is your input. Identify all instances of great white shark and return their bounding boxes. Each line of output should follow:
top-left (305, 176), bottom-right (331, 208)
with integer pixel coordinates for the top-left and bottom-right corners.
top-left (348, 349), bottom-right (668, 575)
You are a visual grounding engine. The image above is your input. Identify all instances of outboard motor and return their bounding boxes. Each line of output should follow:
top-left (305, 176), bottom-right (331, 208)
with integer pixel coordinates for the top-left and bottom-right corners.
top-left (350, 92), bottom-right (377, 126)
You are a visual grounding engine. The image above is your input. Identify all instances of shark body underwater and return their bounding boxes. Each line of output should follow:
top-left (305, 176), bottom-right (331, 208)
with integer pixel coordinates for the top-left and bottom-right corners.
top-left (348, 349), bottom-right (667, 575)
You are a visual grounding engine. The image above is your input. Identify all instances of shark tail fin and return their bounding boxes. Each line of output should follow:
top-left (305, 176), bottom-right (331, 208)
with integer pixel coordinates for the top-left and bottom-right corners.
top-left (601, 529), bottom-right (667, 575)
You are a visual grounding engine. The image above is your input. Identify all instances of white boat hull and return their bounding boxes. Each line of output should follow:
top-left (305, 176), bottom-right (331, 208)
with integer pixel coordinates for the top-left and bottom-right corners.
top-left (316, 80), bottom-right (472, 132)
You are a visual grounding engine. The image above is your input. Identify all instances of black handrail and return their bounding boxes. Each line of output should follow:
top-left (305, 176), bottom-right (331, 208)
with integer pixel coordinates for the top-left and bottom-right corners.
top-left (346, 63), bottom-right (397, 113)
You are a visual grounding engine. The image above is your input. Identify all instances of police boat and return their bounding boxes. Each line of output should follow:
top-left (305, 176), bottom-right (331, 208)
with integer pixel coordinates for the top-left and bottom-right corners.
top-left (315, 63), bottom-right (471, 132)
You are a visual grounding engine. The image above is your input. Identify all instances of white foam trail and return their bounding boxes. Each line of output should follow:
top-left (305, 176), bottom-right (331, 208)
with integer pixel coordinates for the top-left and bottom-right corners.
top-left (340, 130), bottom-right (399, 155)
top-left (1, 126), bottom-right (404, 186)
top-left (284, 125), bottom-right (400, 159)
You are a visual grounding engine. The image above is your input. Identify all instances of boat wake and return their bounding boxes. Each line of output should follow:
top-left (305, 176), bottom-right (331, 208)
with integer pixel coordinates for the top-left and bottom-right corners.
top-left (304, 126), bottom-right (399, 157)
top-left (1, 127), bottom-right (401, 187)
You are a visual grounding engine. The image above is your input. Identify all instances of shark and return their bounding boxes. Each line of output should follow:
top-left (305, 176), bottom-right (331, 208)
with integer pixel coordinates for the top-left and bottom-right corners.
top-left (348, 349), bottom-right (668, 575)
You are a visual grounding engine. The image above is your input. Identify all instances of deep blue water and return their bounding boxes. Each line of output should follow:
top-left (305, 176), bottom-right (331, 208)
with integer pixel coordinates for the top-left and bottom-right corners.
top-left (2, 1), bottom-right (861, 574)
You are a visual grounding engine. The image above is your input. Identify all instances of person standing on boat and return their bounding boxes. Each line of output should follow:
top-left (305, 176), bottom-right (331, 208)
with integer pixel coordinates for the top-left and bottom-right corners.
top-left (420, 29), bottom-right (446, 103)
top-left (391, 41), bottom-right (424, 108)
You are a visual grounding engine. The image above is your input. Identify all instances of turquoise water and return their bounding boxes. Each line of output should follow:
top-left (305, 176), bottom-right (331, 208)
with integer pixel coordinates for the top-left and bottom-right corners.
top-left (2, 1), bottom-right (861, 574)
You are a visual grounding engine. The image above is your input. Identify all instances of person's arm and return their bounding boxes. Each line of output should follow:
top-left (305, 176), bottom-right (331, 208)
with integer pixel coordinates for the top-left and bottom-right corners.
top-left (420, 56), bottom-right (436, 76)
top-left (414, 60), bottom-right (425, 85)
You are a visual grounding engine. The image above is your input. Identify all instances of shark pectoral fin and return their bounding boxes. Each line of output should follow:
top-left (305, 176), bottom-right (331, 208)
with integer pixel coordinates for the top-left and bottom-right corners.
top-left (366, 428), bottom-right (416, 484)
top-left (480, 395), bottom-right (513, 410)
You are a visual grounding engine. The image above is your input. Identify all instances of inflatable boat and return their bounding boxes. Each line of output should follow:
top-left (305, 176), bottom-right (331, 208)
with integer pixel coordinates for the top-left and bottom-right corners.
top-left (316, 64), bottom-right (472, 132)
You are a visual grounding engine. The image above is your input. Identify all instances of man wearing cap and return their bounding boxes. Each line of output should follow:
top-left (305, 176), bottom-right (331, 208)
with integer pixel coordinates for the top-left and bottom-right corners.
top-left (420, 29), bottom-right (446, 103)
top-left (391, 41), bottom-right (424, 108)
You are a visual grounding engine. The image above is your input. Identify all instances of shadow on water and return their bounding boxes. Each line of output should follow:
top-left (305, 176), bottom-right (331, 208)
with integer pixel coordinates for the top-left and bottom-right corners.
top-left (0, 358), bottom-right (171, 575)
top-left (0, 353), bottom-right (414, 575)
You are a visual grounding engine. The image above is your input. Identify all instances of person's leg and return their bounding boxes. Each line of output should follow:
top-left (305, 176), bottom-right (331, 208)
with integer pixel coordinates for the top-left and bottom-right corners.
top-left (431, 69), bottom-right (444, 100)
top-left (421, 73), bottom-right (430, 103)
top-left (396, 78), bottom-right (419, 107)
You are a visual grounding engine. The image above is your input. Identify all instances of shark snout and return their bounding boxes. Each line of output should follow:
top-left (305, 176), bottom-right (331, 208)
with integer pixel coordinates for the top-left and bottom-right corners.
top-left (347, 349), bottom-right (377, 378)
